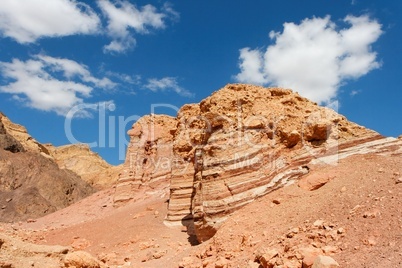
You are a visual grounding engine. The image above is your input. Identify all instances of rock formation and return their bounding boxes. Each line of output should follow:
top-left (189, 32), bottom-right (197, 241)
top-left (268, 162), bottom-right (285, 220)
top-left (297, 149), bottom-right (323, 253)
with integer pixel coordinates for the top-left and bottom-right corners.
top-left (116, 84), bottom-right (381, 243)
top-left (0, 112), bottom-right (50, 156)
top-left (1, 113), bottom-right (120, 189)
top-left (45, 143), bottom-right (121, 188)
top-left (0, 113), bottom-right (95, 222)
top-left (114, 114), bottom-right (177, 203)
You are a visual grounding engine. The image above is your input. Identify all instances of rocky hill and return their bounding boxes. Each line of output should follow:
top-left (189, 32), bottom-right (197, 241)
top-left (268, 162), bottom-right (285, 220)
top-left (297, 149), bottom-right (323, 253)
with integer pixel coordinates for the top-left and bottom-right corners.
top-left (0, 113), bottom-right (121, 189)
top-left (0, 113), bottom-right (95, 222)
top-left (115, 84), bottom-right (381, 242)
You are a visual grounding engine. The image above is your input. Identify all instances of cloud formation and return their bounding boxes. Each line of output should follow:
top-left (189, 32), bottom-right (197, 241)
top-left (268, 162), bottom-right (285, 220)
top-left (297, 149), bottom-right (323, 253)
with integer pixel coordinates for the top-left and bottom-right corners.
top-left (235, 15), bottom-right (382, 104)
top-left (98, 0), bottom-right (178, 53)
top-left (0, 55), bottom-right (115, 116)
top-left (0, 0), bottom-right (100, 43)
top-left (144, 77), bottom-right (193, 97)
top-left (0, 0), bottom-right (178, 53)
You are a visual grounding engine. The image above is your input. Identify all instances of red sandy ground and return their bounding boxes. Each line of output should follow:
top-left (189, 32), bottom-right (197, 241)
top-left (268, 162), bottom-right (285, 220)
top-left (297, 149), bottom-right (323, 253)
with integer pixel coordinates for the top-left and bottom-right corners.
top-left (8, 153), bottom-right (402, 267)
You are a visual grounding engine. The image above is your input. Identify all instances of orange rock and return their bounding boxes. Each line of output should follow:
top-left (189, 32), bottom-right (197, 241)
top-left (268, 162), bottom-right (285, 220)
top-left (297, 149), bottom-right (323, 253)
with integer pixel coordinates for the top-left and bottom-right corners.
top-left (298, 173), bottom-right (334, 191)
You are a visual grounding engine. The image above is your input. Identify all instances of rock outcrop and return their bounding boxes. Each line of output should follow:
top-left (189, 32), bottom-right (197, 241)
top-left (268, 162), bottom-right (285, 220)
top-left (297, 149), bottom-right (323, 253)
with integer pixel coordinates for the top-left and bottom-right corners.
top-left (114, 114), bottom-right (177, 203)
top-left (1, 113), bottom-right (120, 189)
top-left (0, 112), bottom-right (50, 156)
top-left (0, 113), bottom-right (25, 153)
top-left (116, 84), bottom-right (381, 243)
top-left (0, 148), bottom-right (94, 222)
top-left (0, 113), bottom-right (95, 222)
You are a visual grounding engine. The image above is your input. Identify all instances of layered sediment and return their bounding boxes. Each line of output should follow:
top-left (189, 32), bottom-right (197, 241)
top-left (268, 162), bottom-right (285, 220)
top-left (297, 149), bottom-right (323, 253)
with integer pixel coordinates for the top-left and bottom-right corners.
top-left (115, 84), bottom-right (380, 242)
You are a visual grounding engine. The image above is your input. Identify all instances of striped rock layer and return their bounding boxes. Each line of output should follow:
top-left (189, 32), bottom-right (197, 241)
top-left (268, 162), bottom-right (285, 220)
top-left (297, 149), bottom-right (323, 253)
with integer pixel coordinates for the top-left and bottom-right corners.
top-left (115, 84), bottom-right (383, 242)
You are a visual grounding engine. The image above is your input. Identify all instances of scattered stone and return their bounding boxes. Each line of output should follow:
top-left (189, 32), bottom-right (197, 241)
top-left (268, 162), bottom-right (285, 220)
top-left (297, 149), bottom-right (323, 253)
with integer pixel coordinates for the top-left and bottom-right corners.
top-left (286, 228), bottom-right (299, 238)
top-left (152, 250), bottom-right (166, 259)
top-left (377, 168), bottom-right (385, 173)
top-left (340, 186), bottom-right (346, 192)
top-left (255, 247), bottom-right (279, 268)
top-left (395, 178), bottom-right (402, 184)
top-left (298, 173), bottom-right (334, 191)
top-left (246, 260), bottom-right (260, 268)
top-left (71, 238), bottom-right (91, 250)
top-left (178, 257), bottom-right (197, 268)
top-left (313, 220), bottom-right (324, 228)
top-left (364, 236), bottom-right (377, 246)
top-left (322, 245), bottom-right (338, 254)
top-left (363, 209), bottom-right (380, 218)
top-left (215, 256), bottom-right (230, 268)
top-left (300, 247), bottom-right (323, 268)
top-left (337, 228), bottom-right (345, 234)
top-left (132, 212), bottom-right (146, 219)
top-left (64, 251), bottom-right (104, 268)
top-left (98, 252), bottom-right (117, 264)
top-left (272, 199), bottom-right (281, 205)
top-left (26, 219), bottom-right (36, 223)
top-left (5, 198), bottom-right (12, 202)
top-left (312, 255), bottom-right (339, 268)
top-left (139, 241), bottom-right (154, 250)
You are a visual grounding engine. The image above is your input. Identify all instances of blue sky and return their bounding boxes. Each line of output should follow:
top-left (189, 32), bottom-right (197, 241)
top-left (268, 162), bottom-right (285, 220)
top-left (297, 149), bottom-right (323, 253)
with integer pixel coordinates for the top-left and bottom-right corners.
top-left (0, 0), bottom-right (401, 165)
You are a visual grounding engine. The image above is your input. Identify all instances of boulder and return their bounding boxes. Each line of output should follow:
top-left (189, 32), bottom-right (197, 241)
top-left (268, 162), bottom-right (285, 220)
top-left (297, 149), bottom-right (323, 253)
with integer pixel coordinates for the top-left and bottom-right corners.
top-left (312, 255), bottom-right (339, 268)
top-left (64, 251), bottom-right (105, 268)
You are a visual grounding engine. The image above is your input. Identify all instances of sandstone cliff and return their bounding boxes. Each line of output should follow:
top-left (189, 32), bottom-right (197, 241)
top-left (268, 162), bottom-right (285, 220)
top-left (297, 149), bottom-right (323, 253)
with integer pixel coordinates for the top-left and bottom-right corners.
top-left (115, 84), bottom-right (381, 243)
top-left (114, 114), bottom-right (177, 203)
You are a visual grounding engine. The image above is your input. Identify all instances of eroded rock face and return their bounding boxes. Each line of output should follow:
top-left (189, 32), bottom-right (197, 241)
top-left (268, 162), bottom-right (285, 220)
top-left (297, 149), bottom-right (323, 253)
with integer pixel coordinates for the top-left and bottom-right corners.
top-left (0, 149), bottom-right (94, 222)
top-left (0, 112), bottom-right (50, 155)
top-left (114, 114), bottom-right (177, 203)
top-left (0, 113), bottom-right (25, 153)
top-left (0, 113), bottom-right (95, 222)
top-left (117, 84), bottom-right (379, 242)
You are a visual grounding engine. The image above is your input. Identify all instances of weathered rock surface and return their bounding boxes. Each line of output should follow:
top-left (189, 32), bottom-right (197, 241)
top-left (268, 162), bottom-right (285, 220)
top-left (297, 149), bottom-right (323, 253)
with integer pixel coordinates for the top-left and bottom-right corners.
top-left (45, 143), bottom-right (121, 188)
top-left (0, 112), bottom-right (50, 156)
top-left (1, 113), bottom-right (120, 188)
top-left (0, 113), bottom-right (95, 222)
top-left (312, 255), bottom-right (339, 268)
top-left (116, 84), bottom-right (381, 243)
top-left (0, 148), bottom-right (94, 222)
top-left (0, 113), bottom-right (25, 153)
top-left (114, 114), bottom-right (177, 203)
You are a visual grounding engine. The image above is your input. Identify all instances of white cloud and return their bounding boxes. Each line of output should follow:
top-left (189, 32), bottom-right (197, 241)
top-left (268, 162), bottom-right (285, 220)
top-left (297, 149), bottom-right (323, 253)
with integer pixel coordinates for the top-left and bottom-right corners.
top-left (105, 71), bottom-right (141, 85)
top-left (98, 0), bottom-right (177, 53)
top-left (144, 77), bottom-right (193, 97)
top-left (350, 89), bottom-right (361, 97)
top-left (0, 0), bottom-right (100, 43)
top-left (235, 15), bottom-right (382, 105)
top-left (0, 55), bottom-right (115, 116)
